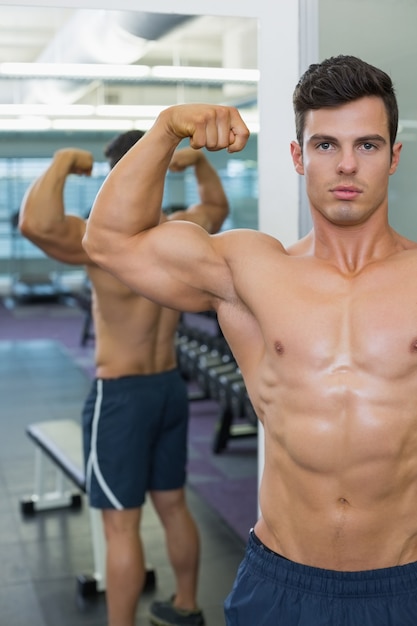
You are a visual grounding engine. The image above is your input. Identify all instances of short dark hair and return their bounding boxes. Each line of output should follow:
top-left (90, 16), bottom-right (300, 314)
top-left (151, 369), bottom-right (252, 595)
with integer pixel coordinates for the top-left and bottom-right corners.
top-left (104, 129), bottom-right (145, 169)
top-left (293, 55), bottom-right (398, 152)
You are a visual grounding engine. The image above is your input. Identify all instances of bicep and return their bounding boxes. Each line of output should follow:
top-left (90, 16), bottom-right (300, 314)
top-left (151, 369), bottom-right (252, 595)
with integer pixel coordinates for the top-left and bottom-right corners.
top-left (24, 216), bottom-right (91, 266)
top-left (106, 221), bottom-right (232, 312)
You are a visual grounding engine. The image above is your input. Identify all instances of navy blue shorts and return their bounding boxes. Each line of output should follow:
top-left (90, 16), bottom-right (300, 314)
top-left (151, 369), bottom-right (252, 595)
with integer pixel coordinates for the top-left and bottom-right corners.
top-left (82, 369), bottom-right (189, 509)
top-left (224, 530), bottom-right (417, 625)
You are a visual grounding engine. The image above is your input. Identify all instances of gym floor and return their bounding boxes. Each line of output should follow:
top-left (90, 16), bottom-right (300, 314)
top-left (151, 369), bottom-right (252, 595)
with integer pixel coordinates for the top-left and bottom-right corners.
top-left (0, 303), bottom-right (255, 626)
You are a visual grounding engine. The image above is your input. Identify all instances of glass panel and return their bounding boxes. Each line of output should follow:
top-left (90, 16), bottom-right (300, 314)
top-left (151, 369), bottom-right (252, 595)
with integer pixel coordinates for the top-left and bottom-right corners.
top-left (318, 0), bottom-right (417, 239)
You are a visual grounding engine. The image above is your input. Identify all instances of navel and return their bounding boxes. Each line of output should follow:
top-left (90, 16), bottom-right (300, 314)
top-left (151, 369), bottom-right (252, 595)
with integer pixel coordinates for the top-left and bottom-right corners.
top-left (410, 338), bottom-right (417, 353)
top-left (338, 497), bottom-right (350, 506)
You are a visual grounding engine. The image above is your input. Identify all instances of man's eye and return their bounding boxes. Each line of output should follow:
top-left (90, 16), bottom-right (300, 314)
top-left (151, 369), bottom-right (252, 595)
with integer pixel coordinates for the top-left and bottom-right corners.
top-left (363, 143), bottom-right (374, 150)
top-left (318, 142), bottom-right (331, 150)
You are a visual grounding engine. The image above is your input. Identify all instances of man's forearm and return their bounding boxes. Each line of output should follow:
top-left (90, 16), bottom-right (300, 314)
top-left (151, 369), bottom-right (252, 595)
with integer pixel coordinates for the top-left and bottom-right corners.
top-left (19, 149), bottom-right (93, 266)
top-left (195, 155), bottom-right (228, 209)
top-left (84, 112), bottom-right (184, 263)
top-left (84, 103), bottom-right (249, 262)
top-left (19, 151), bottom-right (71, 237)
top-left (194, 155), bottom-right (229, 231)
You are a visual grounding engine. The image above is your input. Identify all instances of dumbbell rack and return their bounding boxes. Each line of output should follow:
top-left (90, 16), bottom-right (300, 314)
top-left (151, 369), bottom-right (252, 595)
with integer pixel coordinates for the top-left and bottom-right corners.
top-left (175, 315), bottom-right (257, 454)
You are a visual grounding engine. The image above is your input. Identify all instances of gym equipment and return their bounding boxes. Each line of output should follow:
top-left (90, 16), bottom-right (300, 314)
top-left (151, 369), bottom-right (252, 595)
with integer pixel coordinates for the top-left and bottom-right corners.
top-left (176, 315), bottom-right (258, 452)
top-left (213, 374), bottom-right (258, 454)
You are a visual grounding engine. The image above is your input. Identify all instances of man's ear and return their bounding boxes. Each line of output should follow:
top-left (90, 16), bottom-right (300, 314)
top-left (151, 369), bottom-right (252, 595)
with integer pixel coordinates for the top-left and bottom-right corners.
top-left (290, 141), bottom-right (304, 175)
top-left (389, 141), bottom-right (402, 176)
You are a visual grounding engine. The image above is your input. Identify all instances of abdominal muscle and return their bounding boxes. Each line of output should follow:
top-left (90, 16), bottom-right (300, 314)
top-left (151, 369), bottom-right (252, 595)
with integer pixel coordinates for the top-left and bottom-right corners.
top-left (254, 363), bottom-right (417, 571)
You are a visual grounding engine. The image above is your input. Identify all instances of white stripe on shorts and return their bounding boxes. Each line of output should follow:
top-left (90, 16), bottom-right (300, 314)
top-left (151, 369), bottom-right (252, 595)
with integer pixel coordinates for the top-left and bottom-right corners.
top-left (86, 379), bottom-right (123, 510)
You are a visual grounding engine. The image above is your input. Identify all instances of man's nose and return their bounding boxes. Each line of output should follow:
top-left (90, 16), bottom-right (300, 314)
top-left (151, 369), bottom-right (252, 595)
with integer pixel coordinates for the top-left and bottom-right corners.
top-left (337, 148), bottom-right (357, 175)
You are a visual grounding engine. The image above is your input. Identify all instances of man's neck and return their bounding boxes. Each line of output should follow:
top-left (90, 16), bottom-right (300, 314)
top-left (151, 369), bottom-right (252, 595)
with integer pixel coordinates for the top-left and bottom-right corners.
top-left (293, 217), bottom-right (405, 275)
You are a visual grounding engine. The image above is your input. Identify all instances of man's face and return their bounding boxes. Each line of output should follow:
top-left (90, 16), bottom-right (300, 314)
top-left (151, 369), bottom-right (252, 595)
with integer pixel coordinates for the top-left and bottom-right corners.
top-left (291, 96), bottom-right (402, 227)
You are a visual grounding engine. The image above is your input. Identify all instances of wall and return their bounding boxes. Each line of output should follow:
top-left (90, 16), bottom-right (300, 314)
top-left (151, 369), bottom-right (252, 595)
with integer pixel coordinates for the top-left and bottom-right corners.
top-left (317, 0), bottom-right (417, 240)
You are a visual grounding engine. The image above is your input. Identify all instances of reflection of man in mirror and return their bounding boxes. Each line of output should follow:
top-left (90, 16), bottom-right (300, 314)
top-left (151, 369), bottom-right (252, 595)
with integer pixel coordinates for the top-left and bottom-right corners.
top-left (19, 130), bottom-right (229, 626)
top-left (84, 55), bottom-right (417, 626)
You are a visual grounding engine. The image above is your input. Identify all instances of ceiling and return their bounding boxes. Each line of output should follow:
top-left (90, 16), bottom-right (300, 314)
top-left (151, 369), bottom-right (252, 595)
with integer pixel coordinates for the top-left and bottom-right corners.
top-left (1, 2), bottom-right (417, 138)
top-left (0, 5), bottom-right (259, 132)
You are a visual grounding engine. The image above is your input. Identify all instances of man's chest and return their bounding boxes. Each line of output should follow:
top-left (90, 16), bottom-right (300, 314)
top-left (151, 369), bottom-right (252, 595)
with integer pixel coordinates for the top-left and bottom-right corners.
top-left (250, 259), bottom-right (417, 376)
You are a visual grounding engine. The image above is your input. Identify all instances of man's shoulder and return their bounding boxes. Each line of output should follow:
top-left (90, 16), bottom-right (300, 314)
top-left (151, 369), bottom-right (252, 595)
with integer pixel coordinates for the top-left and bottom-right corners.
top-left (221, 228), bottom-right (286, 252)
top-left (397, 236), bottom-right (417, 252)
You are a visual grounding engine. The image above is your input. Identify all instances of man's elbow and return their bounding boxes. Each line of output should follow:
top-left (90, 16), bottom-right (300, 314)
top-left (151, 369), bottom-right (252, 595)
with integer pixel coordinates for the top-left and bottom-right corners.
top-left (213, 202), bottom-right (229, 233)
top-left (19, 213), bottom-right (41, 242)
top-left (82, 228), bottom-right (111, 269)
top-left (18, 215), bottom-right (30, 238)
top-left (82, 230), bottom-right (97, 262)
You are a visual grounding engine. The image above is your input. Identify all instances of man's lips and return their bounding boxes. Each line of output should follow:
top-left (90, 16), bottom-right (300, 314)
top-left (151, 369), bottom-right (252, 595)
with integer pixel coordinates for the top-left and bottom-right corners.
top-left (331, 186), bottom-right (362, 200)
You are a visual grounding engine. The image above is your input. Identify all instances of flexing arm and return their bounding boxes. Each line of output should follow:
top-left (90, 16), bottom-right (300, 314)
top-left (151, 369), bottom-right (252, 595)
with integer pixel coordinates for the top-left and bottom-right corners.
top-left (167, 147), bottom-right (229, 234)
top-left (83, 103), bottom-right (249, 312)
top-left (19, 148), bottom-right (93, 265)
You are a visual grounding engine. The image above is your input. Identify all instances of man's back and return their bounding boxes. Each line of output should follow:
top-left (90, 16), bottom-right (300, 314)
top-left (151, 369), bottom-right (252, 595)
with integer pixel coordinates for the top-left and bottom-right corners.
top-left (87, 264), bottom-right (180, 378)
top-left (18, 144), bottom-right (228, 379)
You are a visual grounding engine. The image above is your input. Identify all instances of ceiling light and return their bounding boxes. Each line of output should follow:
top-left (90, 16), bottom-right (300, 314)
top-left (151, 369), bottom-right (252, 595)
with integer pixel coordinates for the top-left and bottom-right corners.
top-left (0, 103), bottom-right (258, 134)
top-left (0, 62), bottom-right (150, 80)
top-left (95, 105), bottom-right (165, 118)
top-left (0, 104), bottom-right (95, 117)
top-left (151, 66), bottom-right (259, 83)
top-left (0, 62), bottom-right (258, 84)
top-left (49, 118), bottom-right (158, 132)
top-left (0, 117), bottom-right (51, 131)
top-left (51, 118), bottom-right (135, 131)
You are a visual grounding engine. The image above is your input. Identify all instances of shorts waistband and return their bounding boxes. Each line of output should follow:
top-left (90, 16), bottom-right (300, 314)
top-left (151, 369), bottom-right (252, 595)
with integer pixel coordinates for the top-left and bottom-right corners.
top-left (97, 368), bottom-right (181, 387)
top-left (247, 529), bottom-right (417, 596)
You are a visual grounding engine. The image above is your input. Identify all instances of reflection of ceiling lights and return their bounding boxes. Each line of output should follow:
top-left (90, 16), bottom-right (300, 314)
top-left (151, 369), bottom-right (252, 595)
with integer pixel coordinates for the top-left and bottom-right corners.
top-left (0, 104), bottom-right (96, 116)
top-left (0, 118), bottom-right (152, 132)
top-left (0, 104), bottom-right (259, 134)
top-left (0, 62), bottom-right (259, 84)
top-left (151, 66), bottom-right (259, 83)
top-left (0, 104), bottom-right (164, 117)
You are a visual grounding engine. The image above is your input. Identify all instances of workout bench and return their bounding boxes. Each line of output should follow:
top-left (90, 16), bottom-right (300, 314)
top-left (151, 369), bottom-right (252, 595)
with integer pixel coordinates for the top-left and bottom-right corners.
top-left (20, 419), bottom-right (156, 598)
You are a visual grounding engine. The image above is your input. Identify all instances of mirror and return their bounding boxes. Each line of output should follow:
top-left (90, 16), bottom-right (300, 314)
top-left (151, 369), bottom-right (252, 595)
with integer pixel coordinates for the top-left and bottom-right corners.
top-left (0, 0), bottom-right (299, 506)
top-left (0, 7), bottom-right (258, 131)
top-left (0, 6), bottom-right (259, 283)
top-left (0, 4), bottom-right (263, 574)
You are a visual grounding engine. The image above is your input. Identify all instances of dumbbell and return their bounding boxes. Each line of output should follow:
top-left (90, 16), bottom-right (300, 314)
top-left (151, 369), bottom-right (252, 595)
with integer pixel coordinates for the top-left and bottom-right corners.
top-left (207, 361), bottom-right (240, 401)
top-left (217, 369), bottom-right (245, 410)
top-left (196, 352), bottom-right (234, 397)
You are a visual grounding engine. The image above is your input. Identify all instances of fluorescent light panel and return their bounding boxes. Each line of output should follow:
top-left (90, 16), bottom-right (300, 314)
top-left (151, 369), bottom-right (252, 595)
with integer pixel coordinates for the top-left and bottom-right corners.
top-left (0, 62), bottom-right (259, 84)
top-left (0, 118), bottom-right (155, 132)
top-left (0, 117), bottom-right (51, 131)
top-left (51, 118), bottom-right (134, 131)
top-left (94, 105), bottom-right (165, 118)
top-left (0, 62), bottom-right (150, 79)
top-left (152, 66), bottom-right (259, 83)
top-left (0, 103), bottom-right (259, 134)
top-left (0, 117), bottom-right (259, 133)
top-left (0, 104), bottom-right (163, 118)
top-left (0, 104), bottom-right (95, 116)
